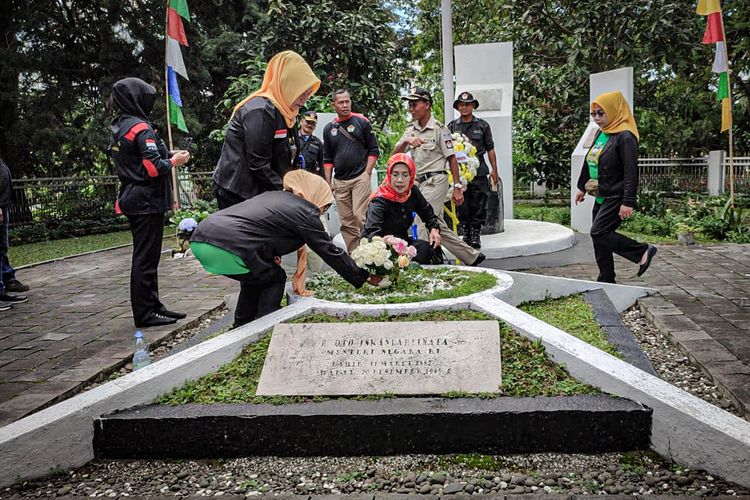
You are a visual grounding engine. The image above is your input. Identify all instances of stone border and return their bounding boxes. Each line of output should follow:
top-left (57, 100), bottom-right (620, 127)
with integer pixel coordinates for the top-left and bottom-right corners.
top-left (638, 295), bottom-right (750, 418)
top-left (583, 289), bottom-right (658, 376)
top-left (94, 395), bottom-right (651, 458)
top-left (1, 270), bottom-right (749, 488)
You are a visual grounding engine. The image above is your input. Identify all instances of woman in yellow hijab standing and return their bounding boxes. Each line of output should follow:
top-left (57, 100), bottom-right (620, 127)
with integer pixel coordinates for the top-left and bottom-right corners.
top-left (212, 50), bottom-right (321, 209)
top-left (575, 91), bottom-right (657, 283)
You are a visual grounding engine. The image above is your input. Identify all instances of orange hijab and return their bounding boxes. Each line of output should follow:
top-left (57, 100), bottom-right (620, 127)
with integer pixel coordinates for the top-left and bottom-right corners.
top-left (233, 51), bottom-right (321, 128)
top-left (592, 91), bottom-right (640, 141)
top-left (372, 153), bottom-right (416, 203)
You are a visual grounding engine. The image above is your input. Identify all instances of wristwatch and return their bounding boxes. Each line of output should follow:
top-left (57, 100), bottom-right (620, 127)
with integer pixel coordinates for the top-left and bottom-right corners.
top-left (453, 183), bottom-right (463, 189)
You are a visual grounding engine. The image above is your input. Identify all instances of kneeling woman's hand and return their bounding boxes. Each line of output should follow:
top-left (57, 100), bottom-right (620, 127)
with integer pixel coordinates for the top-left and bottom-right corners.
top-left (429, 228), bottom-right (442, 248)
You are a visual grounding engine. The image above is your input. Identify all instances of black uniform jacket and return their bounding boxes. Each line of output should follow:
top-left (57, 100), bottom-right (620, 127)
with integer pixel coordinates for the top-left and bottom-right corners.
top-left (362, 186), bottom-right (440, 241)
top-left (576, 130), bottom-right (639, 208)
top-left (212, 96), bottom-right (300, 200)
top-left (300, 134), bottom-right (325, 177)
top-left (448, 116), bottom-right (494, 176)
top-left (191, 191), bottom-right (368, 286)
top-left (109, 115), bottom-right (173, 215)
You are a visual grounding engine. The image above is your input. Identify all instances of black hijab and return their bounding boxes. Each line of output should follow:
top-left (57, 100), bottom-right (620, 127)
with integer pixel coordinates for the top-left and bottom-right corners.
top-left (112, 78), bottom-right (157, 121)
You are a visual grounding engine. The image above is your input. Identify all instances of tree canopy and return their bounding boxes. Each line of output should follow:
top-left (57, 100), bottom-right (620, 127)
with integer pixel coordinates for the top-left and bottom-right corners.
top-left (1, 0), bottom-right (747, 188)
top-left (0, 0), bottom-right (411, 178)
top-left (414, 0), bottom-right (749, 186)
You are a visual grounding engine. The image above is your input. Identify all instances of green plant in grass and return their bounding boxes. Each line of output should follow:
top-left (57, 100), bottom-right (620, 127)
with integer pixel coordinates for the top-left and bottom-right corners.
top-left (157, 297), bottom-right (610, 405)
top-left (518, 295), bottom-right (621, 358)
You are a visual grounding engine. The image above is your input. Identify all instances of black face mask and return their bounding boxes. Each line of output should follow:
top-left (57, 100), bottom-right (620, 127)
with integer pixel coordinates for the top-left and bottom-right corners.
top-left (111, 77), bottom-right (157, 120)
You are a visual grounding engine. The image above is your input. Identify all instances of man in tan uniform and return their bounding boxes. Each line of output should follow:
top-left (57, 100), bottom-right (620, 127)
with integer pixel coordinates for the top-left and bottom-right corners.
top-left (393, 87), bottom-right (485, 266)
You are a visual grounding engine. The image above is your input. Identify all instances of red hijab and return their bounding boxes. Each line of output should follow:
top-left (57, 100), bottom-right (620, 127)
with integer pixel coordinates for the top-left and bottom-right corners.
top-left (371, 153), bottom-right (416, 203)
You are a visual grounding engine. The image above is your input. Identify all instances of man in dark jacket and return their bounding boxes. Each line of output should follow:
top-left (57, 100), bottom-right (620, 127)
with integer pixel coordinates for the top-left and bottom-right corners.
top-left (299, 111), bottom-right (324, 177)
top-left (109, 78), bottom-right (191, 327)
top-left (191, 171), bottom-right (378, 327)
top-left (448, 92), bottom-right (500, 249)
top-left (0, 156), bottom-right (29, 311)
top-left (322, 89), bottom-right (380, 252)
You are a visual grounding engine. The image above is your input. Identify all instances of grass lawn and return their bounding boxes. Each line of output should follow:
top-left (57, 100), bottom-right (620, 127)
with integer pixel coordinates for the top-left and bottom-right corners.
top-left (156, 295), bottom-right (616, 406)
top-left (10, 228), bottom-right (172, 268)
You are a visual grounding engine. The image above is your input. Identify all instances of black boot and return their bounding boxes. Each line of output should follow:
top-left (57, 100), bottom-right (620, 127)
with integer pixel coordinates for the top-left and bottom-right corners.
top-left (459, 225), bottom-right (470, 244)
top-left (469, 226), bottom-right (482, 249)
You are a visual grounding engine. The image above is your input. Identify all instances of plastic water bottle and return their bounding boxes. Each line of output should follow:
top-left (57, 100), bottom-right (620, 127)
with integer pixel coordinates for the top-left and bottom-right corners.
top-left (132, 330), bottom-right (151, 370)
top-left (411, 211), bottom-right (418, 240)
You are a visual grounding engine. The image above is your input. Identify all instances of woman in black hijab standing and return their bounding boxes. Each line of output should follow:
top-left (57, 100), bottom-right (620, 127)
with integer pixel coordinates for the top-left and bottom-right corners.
top-left (108, 77), bottom-right (191, 327)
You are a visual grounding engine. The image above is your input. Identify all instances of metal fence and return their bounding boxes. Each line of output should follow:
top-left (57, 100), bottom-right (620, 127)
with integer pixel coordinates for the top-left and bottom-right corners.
top-left (8, 171), bottom-right (216, 227)
top-left (9, 156), bottom-right (750, 227)
top-left (638, 156), bottom-right (709, 192)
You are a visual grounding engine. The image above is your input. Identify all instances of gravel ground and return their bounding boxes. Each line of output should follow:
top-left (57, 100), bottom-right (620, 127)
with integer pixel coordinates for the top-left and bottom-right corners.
top-left (3, 453), bottom-right (749, 498)
top-left (621, 307), bottom-right (741, 417)
top-left (5, 302), bottom-right (747, 498)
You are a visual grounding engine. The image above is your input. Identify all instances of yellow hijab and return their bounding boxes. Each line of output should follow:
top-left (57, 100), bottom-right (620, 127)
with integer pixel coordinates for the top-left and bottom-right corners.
top-left (233, 51), bottom-right (321, 128)
top-left (282, 170), bottom-right (335, 297)
top-left (592, 91), bottom-right (640, 141)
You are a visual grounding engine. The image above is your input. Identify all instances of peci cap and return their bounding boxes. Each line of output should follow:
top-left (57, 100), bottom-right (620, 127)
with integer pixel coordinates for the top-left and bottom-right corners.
top-left (453, 91), bottom-right (479, 110)
top-left (302, 110), bottom-right (318, 123)
top-left (402, 87), bottom-right (432, 105)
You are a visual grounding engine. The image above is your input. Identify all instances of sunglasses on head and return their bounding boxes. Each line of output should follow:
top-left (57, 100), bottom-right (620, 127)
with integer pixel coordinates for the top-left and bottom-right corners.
top-left (590, 110), bottom-right (606, 117)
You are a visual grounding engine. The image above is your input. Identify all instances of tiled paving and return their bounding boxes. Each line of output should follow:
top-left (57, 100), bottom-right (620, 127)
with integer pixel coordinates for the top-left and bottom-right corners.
top-left (522, 242), bottom-right (750, 418)
top-left (0, 244), bottom-right (235, 426)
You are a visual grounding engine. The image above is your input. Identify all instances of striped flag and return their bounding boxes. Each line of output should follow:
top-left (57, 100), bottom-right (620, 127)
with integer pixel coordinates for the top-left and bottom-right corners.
top-left (167, 0), bottom-right (189, 132)
top-left (697, 0), bottom-right (731, 132)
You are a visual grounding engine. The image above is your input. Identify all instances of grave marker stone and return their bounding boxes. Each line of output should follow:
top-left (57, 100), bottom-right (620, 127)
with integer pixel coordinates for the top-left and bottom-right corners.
top-left (256, 321), bottom-right (501, 396)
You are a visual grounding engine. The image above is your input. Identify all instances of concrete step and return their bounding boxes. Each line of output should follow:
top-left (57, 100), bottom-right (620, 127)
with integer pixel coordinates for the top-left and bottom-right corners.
top-left (94, 394), bottom-right (651, 459)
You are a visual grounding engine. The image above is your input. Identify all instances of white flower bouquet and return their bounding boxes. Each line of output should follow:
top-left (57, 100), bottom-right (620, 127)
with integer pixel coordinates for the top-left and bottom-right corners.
top-left (447, 133), bottom-right (480, 200)
top-left (351, 235), bottom-right (417, 288)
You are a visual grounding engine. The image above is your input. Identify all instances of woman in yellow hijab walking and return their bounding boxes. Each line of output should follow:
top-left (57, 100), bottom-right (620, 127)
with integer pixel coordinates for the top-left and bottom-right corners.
top-left (575, 91), bottom-right (657, 283)
top-left (212, 50), bottom-right (321, 209)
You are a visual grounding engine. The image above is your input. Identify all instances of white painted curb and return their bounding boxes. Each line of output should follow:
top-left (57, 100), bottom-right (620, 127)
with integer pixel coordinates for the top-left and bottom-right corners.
top-left (1, 269), bottom-right (747, 490)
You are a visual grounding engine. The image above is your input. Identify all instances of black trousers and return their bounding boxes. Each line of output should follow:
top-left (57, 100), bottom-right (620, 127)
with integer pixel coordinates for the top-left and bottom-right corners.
top-left (126, 213), bottom-right (166, 325)
top-left (230, 265), bottom-right (287, 328)
top-left (457, 175), bottom-right (490, 230)
top-left (213, 182), bottom-right (247, 210)
top-left (409, 238), bottom-right (435, 265)
top-left (590, 198), bottom-right (648, 283)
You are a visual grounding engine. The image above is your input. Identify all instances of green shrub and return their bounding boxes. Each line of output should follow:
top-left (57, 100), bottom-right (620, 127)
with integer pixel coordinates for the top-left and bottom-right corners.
top-left (620, 211), bottom-right (674, 237)
top-left (514, 204), bottom-right (571, 226)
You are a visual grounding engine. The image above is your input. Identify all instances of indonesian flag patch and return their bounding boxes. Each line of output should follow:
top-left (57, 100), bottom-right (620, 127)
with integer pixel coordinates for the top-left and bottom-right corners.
top-left (274, 129), bottom-right (287, 139)
top-left (145, 139), bottom-right (158, 151)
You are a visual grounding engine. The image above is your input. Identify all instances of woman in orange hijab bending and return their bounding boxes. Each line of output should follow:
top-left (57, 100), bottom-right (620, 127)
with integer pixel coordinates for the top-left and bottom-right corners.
top-left (212, 50), bottom-right (321, 209)
top-left (575, 91), bottom-right (657, 283)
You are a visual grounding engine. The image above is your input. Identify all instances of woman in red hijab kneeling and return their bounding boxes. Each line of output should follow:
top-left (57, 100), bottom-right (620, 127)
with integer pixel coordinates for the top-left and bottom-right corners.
top-left (362, 153), bottom-right (442, 264)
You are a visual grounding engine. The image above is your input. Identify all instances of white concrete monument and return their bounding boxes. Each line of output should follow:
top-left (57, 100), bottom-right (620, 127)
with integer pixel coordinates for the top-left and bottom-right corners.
top-left (453, 42), bottom-right (514, 219)
top-left (570, 67), bottom-right (634, 233)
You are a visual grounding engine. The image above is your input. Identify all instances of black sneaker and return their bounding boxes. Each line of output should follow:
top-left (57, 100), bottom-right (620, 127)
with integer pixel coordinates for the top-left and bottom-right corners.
top-left (637, 244), bottom-right (658, 277)
top-left (0, 302), bottom-right (12, 312)
top-left (0, 292), bottom-right (28, 303)
top-left (4, 279), bottom-right (29, 293)
top-left (469, 253), bottom-right (486, 267)
top-left (158, 308), bottom-right (187, 319)
top-left (469, 229), bottom-right (482, 249)
top-left (135, 311), bottom-right (177, 328)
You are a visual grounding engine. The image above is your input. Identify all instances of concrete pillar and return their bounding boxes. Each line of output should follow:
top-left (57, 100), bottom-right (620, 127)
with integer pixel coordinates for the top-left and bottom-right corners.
top-left (454, 42), bottom-right (514, 220)
top-left (571, 67), bottom-right (634, 233)
top-left (707, 150), bottom-right (725, 195)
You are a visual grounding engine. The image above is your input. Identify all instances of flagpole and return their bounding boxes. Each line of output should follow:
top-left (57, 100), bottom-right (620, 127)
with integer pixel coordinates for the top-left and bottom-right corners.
top-left (718, 11), bottom-right (735, 206)
top-left (165, 0), bottom-right (180, 209)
